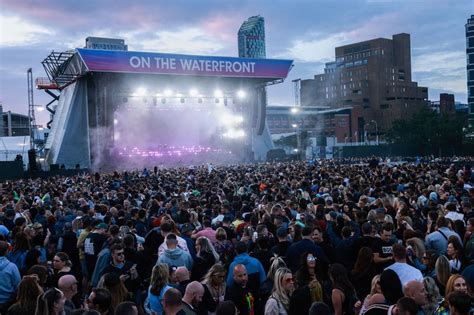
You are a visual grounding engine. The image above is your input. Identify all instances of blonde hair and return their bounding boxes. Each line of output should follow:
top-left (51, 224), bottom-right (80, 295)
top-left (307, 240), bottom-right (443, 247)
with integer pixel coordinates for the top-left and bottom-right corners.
top-left (406, 237), bottom-right (426, 259)
top-left (267, 256), bottom-right (287, 280)
top-left (270, 268), bottom-right (293, 311)
top-left (150, 263), bottom-right (170, 296)
top-left (435, 255), bottom-right (451, 286)
top-left (370, 274), bottom-right (381, 296)
top-left (196, 237), bottom-right (220, 262)
top-left (202, 263), bottom-right (226, 287)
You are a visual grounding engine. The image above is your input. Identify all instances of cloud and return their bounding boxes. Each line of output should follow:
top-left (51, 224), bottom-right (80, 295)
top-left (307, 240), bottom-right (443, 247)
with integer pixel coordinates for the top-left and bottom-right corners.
top-left (0, 13), bottom-right (55, 47)
top-left (125, 27), bottom-right (226, 55)
top-left (412, 51), bottom-right (465, 73)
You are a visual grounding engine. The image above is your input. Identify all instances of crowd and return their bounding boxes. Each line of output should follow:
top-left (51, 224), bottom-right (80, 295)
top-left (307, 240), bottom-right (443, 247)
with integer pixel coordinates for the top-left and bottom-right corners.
top-left (0, 158), bottom-right (473, 315)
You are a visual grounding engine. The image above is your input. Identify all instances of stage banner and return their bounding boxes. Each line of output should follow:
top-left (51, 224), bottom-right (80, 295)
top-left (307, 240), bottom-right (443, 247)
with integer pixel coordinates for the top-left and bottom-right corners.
top-left (77, 48), bottom-right (293, 79)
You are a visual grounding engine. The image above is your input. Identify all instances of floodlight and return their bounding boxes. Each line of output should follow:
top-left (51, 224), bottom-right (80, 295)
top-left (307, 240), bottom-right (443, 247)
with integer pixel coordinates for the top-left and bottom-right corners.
top-left (164, 89), bottom-right (173, 97)
top-left (292, 124), bottom-right (298, 128)
top-left (214, 89), bottom-right (224, 98)
top-left (237, 90), bottom-right (246, 99)
top-left (291, 107), bottom-right (299, 114)
top-left (36, 106), bottom-right (45, 112)
top-left (113, 118), bottom-right (118, 125)
top-left (189, 88), bottom-right (199, 97)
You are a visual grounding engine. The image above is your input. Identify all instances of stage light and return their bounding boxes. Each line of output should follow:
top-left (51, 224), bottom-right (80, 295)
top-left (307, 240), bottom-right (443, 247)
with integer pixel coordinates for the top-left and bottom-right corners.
top-left (214, 89), bottom-right (224, 98)
top-left (189, 89), bottom-right (199, 97)
top-left (36, 106), bottom-right (45, 112)
top-left (292, 124), bottom-right (298, 128)
top-left (237, 90), bottom-right (246, 99)
top-left (234, 116), bottom-right (244, 124)
top-left (164, 89), bottom-right (173, 97)
top-left (134, 87), bottom-right (147, 96)
top-left (291, 107), bottom-right (300, 114)
top-left (113, 118), bottom-right (118, 125)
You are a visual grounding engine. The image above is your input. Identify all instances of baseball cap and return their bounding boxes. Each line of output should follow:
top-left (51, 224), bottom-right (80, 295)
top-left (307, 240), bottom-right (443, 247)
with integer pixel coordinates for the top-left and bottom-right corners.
top-left (95, 223), bottom-right (108, 230)
top-left (180, 223), bottom-right (195, 234)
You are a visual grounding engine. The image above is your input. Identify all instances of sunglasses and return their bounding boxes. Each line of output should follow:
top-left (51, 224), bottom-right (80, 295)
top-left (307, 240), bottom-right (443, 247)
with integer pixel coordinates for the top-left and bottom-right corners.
top-left (116, 252), bottom-right (124, 256)
top-left (307, 256), bottom-right (316, 262)
top-left (284, 278), bottom-right (294, 283)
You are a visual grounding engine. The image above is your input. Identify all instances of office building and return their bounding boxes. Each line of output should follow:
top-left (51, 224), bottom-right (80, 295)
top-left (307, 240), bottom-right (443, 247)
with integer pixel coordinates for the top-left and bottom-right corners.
top-left (300, 33), bottom-right (428, 134)
top-left (85, 37), bottom-right (128, 51)
top-left (466, 15), bottom-right (474, 120)
top-left (238, 16), bottom-right (266, 58)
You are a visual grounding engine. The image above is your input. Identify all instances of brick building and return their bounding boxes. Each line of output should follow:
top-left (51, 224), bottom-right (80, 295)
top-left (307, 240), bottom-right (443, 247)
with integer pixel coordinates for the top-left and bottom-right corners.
top-left (300, 33), bottom-right (428, 133)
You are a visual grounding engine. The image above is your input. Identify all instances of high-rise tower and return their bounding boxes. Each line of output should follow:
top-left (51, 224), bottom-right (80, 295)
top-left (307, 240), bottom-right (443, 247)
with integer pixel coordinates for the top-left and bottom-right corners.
top-left (238, 16), bottom-right (266, 58)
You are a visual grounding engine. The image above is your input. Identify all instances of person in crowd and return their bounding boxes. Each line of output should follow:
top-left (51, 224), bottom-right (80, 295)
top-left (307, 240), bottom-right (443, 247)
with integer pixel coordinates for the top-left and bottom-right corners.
top-left (224, 264), bottom-right (254, 315)
top-left (403, 280), bottom-right (428, 315)
top-left (7, 232), bottom-right (30, 274)
top-left (146, 263), bottom-right (172, 315)
top-left (215, 301), bottom-right (238, 315)
top-left (7, 275), bottom-right (43, 315)
top-left (158, 233), bottom-right (194, 271)
top-left (285, 226), bottom-right (327, 273)
top-left (308, 302), bottom-right (331, 315)
top-left (163, 288), bottom-right (183, 315)
top-left (434, 274), bottom-right (471, 315)
top-left (351, 247), bottom-right (376, 301)
top-left (386, 243), bottom-right (423, 287)
top-left (326, 213), bottom-right (361, 270)
top-left (226, 242), bottom-right (265, 296)
top-left (264, 267), bottom-right (294, 315)
top-left (294, 252), bottom-right (323, 303)
top-left (447, 237), bottom-right (466, 273)
top-left (270, 227), bottom-right (291, 260)
top-left (464, 218), bottom-right (474, 258)
top-left (181, 281), bottom-right (205, 315)
top-left (192, 237), bottom-right (219, 281)
top-left (365, 269), bottom-right (404, 312)
top-left (372, 222), bottom-right (395, 273)
top-left (422, 276), bottom-right (442, 315)
top-left (173, 266), bottom-right (192, 295)
top-left (199, 263), bottom-right (226, 314)
top-left (406, 237), bottom-right (426, 273)
top-left (192, 220), bottom-right (217, 244)
top-left (50, 252), bottom-right (74, 288)
top-left (213, 228), bottom-right (234, 268)
top-left (395, 297), bottom-right (419, 315)
top-left (329, 263), bottom-right (356, 315)
top-left (357, 274), bottom-right (381, 314)
top-left (447, 291), bottom-right (471, 315)
top-left (57, 277), bottom-right (77, 312)
top-left (425, 217), bottom-right (462, 256)
top-left (83, 223), bottom-right (109, 282)
top-left (435, 255), bottom-right (452, 296)
top-left (421, 250), bottom-right (439, 277)
top-left (0, 241), bottom-right (21, 313)
top-left (115, 301), bottom-right (139, 315)
top-left (35, 288), bottom-right (66, 315)
top-left (159, 222), bottom-right (189, 256)
top-left (99, 273), bottom-right (129, 311)
top-left (86, 288), bottom-right (113, 315)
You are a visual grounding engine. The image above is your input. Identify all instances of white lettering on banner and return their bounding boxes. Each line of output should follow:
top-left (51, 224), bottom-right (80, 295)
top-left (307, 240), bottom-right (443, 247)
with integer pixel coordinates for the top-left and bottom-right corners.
top-left (129, 56), bottom-right (141, 68)
top-left (154, 58), bottom-right (177, 70)
top-left (382, 246), bottom-right (393, 254)
top-left (129, 56), bottom-right (151, 68)
top-left (179, 59), bottom-right (256, 74)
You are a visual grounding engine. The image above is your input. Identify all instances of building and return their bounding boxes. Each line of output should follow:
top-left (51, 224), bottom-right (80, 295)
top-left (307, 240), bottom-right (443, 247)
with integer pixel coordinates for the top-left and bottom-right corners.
top-left (439, 93), bottom-right (455, 116)
top-left (266, 105), bottom-right (364, 144)
top-left (466, 15), bottom-right (474, 127)
top-left (300, 33), bottom-right (428, 134)
top-left (85, 37), bottom-right (128, 51)
top-left (238, 15), bottom-right (266, 58)
top-left (1, 105), bottom-right (30, 137)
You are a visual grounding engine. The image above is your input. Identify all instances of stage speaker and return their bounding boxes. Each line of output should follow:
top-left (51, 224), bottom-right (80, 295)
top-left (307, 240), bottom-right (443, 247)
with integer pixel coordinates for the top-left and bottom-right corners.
top-left (50, 164), bottom-right (59, 171)
top-left (28, 149), bottom-right (37, 172)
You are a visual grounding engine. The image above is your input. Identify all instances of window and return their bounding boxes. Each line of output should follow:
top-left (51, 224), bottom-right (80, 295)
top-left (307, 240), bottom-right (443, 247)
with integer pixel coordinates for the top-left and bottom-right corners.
top-left (469, 37), bottom-right (474, 48)
top-left (469, 87), bottom-right (474, 97)
top-left (470, 70), bottom-right (474, 81)
top-left (469, 53), bottom-right (474, 64)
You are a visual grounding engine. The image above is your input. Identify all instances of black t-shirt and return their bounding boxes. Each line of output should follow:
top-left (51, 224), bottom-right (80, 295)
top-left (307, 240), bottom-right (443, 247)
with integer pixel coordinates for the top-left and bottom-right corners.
top-left (83, 232), bottom-right (108, 275)
top-left (372, 238), bottom-right (394, 271)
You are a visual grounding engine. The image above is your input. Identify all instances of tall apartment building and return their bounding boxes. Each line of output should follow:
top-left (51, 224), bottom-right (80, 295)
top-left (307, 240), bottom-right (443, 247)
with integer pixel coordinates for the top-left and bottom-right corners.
top-left (466, 15), bottom-right (474, 116)
top-left (300, 33), bottom-right (428, 133)
top-left (238, 16), bottom-right (266, 58)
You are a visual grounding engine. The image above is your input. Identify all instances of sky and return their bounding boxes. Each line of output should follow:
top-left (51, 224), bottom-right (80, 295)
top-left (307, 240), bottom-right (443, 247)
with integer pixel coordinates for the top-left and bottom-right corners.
top-left (0, 0), bottom-right (473, 126)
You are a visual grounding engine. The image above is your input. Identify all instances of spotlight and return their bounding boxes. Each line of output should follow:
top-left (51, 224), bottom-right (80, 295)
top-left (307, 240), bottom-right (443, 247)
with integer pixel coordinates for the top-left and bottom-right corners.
top-left (113, 118), bottom-right (118, 125)
top-left (292, 124), bottom-right (298, 128)
top-left (164, 89), bottom-right (173, 97)
top-left (36, 106), bottom-right (45, 112)
top-left (291, 107), bottom-right (300, 114)
top-left (237, 90), bottom-right (246, 99)
top-left (134, 87), bottom-right (147, 96)
top-left (214, 89), bottom-right (224, 98)
top-left (189, 89), bottom-right (199, 97)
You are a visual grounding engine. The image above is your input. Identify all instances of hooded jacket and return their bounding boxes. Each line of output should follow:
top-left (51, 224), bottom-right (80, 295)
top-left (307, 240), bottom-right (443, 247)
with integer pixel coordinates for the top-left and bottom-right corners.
top-left (157, 247), bottom-right (193, 270)
top-left (0, 256), bottom-right (21, 304)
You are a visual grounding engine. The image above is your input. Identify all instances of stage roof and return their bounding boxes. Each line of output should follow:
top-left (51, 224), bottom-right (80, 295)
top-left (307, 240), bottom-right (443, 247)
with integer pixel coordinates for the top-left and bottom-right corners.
top-left (42, 48), bottom-right (293, 88)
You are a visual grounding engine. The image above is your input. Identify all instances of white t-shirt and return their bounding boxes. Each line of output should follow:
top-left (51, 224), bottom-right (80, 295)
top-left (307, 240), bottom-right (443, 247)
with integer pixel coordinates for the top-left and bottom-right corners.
top-left (385, 262), bottom-right (423, 287)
